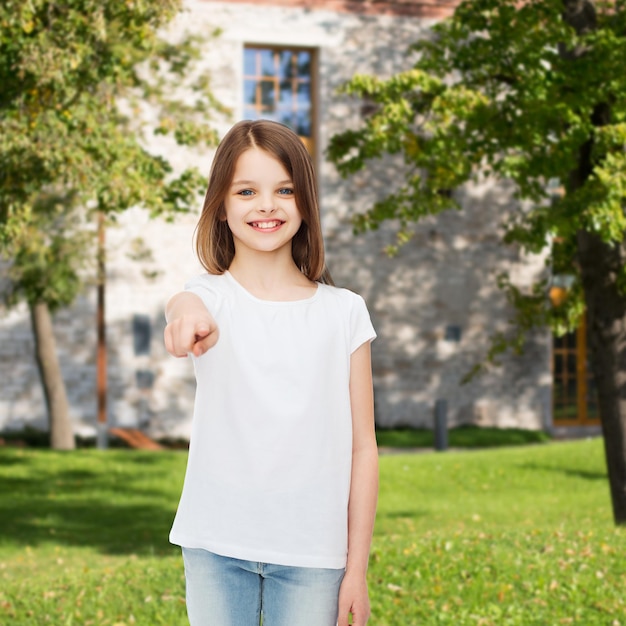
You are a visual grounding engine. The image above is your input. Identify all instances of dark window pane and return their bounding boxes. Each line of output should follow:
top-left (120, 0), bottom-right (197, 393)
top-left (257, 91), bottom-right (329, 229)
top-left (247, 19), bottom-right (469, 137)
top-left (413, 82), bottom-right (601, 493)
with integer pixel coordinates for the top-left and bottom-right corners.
top-left (554, 402), bottom-right (577, 420)
top-left (553, 380), bottom-right (564, 402)
top-left (279, 50), bottom-right (293, 80)
top-left (295, 110), bottom-right (311, 137)
top-left (297, 51), bottom-right (311, 77)
top-left (279, 89), bottom-right (293, 106)
top-left (554, 353), bottom-right (563, 375)
top-left (567, 377), bottom-right (577, 398)
top-left (567, 353), bottom-right (577, 375)
top-left (259, 80), bottom-right (276, 109)
top-left (260, 49), bottom-right (275, 76)
top-left (278, 109), bottom-right (295, 128)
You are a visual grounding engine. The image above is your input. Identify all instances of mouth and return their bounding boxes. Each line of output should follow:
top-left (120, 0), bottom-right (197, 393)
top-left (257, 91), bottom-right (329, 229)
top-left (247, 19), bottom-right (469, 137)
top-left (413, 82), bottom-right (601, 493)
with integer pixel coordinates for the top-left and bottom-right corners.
top-left (248, 220), bottom-right (285, 231)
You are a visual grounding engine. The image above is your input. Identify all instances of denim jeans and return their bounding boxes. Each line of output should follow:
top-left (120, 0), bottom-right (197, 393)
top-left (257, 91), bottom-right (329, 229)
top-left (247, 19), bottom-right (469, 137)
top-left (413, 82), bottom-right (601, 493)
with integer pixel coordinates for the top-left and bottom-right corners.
top-left (182, 547), bottom-right (345, 626)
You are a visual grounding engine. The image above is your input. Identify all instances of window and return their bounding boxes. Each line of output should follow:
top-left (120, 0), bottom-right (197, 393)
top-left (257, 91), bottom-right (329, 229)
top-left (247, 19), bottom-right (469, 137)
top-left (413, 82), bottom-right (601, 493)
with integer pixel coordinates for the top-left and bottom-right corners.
top-left (243, 47), bottom-right (315, 153)
top-left (550, 287), bottom-right (599, 426)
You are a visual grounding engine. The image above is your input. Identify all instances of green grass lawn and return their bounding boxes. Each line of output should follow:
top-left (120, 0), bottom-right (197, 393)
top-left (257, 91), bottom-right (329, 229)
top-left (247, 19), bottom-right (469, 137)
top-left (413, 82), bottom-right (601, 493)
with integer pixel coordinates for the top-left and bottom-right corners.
top-left (375, 425), bottom-right (551, 449)
top-left (0, 438), bottom-right (624, 625)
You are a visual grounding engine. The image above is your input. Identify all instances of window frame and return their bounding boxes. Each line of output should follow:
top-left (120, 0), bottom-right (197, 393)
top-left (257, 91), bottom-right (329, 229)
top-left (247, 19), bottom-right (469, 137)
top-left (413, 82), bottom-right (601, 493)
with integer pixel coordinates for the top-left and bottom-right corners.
top-left (242, 45), bottom-right (318, 158)
top-left (550, 287), bottom-right (600, 427)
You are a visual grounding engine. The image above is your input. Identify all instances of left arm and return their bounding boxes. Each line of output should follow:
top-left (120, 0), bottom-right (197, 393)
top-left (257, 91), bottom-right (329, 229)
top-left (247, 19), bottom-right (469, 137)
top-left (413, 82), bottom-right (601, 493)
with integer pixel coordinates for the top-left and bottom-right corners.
top-left (338, 341), bottom-right (379, 626)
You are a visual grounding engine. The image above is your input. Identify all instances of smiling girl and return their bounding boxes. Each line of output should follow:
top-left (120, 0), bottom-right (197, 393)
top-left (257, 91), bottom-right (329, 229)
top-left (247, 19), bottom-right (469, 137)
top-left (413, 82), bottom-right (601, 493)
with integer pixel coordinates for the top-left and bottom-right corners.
top-left (164, 120), bottom-right (378, 626)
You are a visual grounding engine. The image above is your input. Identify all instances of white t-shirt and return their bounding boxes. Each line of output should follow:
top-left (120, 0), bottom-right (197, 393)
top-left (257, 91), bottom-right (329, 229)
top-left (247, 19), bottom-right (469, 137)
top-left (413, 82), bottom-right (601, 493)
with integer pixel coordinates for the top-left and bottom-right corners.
top-left (169, 271), bottom-right (376, 569)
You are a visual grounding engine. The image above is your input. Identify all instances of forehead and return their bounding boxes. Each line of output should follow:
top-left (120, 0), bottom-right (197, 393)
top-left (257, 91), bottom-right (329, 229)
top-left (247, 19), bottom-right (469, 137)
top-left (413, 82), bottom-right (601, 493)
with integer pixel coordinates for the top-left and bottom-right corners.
top-left (232, 147), bottom-right (290, 182)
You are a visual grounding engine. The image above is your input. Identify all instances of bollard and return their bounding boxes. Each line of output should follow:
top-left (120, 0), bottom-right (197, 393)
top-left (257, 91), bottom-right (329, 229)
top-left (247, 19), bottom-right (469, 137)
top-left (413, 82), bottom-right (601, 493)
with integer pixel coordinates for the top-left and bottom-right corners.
top-left (434, 398), bottom-right (448, 452)
top-left (96, 421), bottom-right (109, 450)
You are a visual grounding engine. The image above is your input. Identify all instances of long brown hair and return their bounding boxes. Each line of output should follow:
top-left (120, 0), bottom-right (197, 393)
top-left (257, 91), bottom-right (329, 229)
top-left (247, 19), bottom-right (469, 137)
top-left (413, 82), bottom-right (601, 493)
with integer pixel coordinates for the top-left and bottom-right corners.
top-left (195, 120), bottom-right (332, 283)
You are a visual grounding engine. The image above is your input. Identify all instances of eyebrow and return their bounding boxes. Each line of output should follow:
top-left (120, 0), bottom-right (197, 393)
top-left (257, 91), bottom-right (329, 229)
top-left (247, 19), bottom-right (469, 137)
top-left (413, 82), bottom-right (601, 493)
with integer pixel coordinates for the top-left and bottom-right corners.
top-left (231, 179), bottom-right (293, 187)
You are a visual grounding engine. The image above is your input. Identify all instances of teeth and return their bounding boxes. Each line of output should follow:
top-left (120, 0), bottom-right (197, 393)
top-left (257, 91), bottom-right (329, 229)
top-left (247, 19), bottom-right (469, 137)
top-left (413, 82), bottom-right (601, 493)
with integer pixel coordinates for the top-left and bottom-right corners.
top-left (251, 221), bottom-right (281, 229)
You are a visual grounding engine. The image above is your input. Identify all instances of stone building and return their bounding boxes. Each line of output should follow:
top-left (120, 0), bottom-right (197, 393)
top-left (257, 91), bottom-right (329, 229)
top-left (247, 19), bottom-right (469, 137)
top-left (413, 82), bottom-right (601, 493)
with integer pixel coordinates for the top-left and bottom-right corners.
top-left (0, 0), bottom-right (597, 440)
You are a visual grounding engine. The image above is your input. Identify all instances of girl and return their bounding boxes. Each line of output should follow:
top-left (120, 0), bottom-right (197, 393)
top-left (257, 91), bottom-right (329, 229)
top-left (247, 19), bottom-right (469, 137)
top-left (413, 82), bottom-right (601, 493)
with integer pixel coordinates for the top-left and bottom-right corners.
top-left (164, 120), bottom-right (378, 626)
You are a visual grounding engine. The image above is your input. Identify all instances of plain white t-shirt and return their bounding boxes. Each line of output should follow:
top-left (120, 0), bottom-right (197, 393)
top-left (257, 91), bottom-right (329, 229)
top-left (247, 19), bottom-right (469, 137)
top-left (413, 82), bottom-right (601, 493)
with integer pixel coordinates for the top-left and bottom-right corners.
top-left (169, 271), bottom-right (376, 569)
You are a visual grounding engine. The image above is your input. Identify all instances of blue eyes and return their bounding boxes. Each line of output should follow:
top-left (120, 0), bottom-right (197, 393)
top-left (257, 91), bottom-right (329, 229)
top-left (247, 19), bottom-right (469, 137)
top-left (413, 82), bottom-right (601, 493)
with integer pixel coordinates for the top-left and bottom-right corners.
top-left (236, 188), bottom-right (294, 196)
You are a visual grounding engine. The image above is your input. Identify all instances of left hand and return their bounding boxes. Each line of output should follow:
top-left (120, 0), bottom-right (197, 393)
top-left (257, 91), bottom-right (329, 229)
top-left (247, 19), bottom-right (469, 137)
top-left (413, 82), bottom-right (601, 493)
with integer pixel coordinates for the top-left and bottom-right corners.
top-left (337, 571), bottom-right (370, 626)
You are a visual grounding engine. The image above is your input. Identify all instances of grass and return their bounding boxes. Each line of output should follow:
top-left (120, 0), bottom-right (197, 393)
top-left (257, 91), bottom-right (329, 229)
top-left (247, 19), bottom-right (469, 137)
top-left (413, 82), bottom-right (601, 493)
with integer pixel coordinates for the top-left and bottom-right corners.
top-left (1, 425), bottom-right (551, 450)
top-left (375, 425), bottom-right (551, 449)
top-left (0, 438), bottom-right (624, 625)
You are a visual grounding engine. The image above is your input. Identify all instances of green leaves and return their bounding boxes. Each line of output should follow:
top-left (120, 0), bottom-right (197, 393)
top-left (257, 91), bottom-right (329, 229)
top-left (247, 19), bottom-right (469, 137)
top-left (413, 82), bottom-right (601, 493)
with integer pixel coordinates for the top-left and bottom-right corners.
top-left (0, 0), bottom-right (226, 308)
top-left (327, 0), bottom-right (626, 343)
top-left (4, 189), bottom-right (91, 312)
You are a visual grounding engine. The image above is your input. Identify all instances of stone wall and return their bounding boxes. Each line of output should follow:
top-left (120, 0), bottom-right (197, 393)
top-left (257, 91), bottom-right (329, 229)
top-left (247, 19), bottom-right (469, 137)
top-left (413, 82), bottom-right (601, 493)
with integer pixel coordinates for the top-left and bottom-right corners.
top-left (0, 0), bottom-right (551, 438)
top-left (208, 0), bottom-right (459, 17)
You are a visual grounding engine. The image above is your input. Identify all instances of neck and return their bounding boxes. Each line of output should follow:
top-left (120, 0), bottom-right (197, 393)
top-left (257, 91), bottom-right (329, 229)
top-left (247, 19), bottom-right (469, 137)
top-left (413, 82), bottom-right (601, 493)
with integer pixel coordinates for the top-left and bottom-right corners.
top-left (228, 250), bottom-right (315, 299)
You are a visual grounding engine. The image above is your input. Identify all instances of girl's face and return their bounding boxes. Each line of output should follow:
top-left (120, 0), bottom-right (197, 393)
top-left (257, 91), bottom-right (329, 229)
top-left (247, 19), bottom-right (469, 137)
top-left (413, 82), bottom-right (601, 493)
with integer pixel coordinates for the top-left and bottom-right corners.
top-left (224, 147), bottom-right (303, 261)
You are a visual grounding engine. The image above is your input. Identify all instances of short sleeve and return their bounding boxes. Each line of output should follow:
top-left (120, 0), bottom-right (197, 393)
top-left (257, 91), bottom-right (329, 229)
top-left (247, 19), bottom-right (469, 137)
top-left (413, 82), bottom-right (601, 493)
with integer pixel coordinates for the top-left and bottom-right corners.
top-left (184, 274), bottom-right (223, 316)
top-left (349, 293), bottom-right (377, 354)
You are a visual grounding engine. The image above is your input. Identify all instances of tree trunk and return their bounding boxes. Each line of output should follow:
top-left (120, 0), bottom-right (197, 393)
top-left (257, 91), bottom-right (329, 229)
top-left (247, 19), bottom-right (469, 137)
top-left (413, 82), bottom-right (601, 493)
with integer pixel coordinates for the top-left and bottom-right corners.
top-left (29, 301), bottom-right (75, 450)
top-left (563, 0), bottom-right (626, 524)
top-left (577, 233), bottom-right (626, 524)
top-left (569, 99), bottom-right (626, 526)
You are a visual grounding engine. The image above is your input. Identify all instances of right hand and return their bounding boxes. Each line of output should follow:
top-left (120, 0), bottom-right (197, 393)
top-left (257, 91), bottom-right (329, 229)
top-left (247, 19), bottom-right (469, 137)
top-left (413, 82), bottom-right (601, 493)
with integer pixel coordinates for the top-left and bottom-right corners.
top-left (164, 314), bottom-right (219, 358)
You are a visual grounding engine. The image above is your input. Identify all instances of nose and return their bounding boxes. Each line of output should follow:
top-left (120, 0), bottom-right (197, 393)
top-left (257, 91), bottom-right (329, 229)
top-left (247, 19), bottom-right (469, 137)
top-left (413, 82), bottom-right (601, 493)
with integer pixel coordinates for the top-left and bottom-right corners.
top-left (258, 192), bottom-right (277, 213)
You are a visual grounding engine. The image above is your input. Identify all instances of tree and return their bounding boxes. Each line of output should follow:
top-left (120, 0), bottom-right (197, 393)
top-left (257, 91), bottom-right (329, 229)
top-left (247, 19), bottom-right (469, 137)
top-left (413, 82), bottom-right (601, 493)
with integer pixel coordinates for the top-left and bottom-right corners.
top-left (327, 0), bottom-right (626, 523)
top-left (0, 1), bottom-right (225, 449)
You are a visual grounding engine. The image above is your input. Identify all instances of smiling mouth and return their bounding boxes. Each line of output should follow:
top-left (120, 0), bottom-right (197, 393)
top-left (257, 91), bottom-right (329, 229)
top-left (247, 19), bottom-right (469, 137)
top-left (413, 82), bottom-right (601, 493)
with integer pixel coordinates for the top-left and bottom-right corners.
top-left (248, 220), bottom-right (284, 229)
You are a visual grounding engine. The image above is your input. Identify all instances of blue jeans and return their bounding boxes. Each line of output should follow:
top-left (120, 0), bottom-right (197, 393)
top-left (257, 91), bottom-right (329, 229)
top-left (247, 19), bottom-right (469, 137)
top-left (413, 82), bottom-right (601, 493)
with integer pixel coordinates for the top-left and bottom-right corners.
top-left (182, 547), bottom-right (345, 626)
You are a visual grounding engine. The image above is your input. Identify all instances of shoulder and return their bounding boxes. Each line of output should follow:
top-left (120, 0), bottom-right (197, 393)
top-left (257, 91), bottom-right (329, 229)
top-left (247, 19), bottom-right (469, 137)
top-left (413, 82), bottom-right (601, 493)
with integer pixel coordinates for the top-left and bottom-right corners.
top-left (317, 284), bottom-right (374, 329)
top-left (318, 284), bottom-right (376, 348)
top-left (318, 283), bottom-right (369, 309)
top-left (184, 272), bottom-right (235, 300)
top-left (320, 285), bottom-right (376, 354)
top-left (184, 273), bottom-right (230, 313)
top-left (185, 272), bottom-right (228, 291)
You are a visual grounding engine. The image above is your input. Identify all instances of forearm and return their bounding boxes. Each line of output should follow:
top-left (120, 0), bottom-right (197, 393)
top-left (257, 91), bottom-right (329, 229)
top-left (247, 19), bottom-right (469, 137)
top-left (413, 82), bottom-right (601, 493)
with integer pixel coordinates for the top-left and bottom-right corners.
top-left (345, 441), bottom-right (379, 576)
top-left (165, 292), bottom-right (207, 322)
